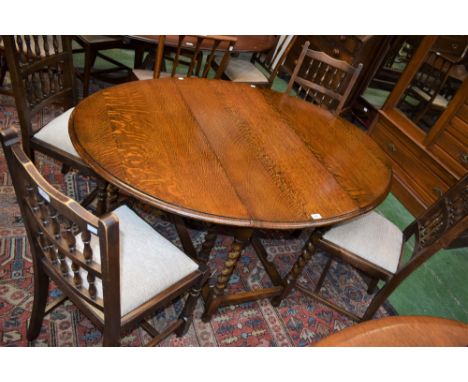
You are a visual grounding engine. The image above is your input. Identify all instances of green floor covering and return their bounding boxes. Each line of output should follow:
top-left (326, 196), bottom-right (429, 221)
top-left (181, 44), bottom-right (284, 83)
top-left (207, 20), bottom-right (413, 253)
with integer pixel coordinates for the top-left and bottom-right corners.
top-left (73, 47), bottom-right (468, 323)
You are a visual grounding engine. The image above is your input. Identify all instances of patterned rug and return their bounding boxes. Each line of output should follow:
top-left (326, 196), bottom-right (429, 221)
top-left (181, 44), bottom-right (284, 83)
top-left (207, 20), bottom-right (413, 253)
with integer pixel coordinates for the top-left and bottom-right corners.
top-left (0, 85), bottom-right (395, 347)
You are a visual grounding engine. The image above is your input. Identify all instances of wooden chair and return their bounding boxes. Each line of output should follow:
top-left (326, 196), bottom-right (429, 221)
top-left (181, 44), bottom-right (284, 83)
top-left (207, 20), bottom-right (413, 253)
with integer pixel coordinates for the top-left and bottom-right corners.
top-left (72, 35), bottom-right (133, 97)
top-left (1, 35), bottom-right (109, 214)
top-left (0, 127), bottom-right (208, 346)
top-left (132, 35), bottom-right (237, 80)
top-left (273, 174), bottom-right (468, 322)
top-left (286, 41), bottom-right (363, 115)
top-left (219, 35), bottom-right (297, 87)
top-left (402, 50), bottom-right (455, 124)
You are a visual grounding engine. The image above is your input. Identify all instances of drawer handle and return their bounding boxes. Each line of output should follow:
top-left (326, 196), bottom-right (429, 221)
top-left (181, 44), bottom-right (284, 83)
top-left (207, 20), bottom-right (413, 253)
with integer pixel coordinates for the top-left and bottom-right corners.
top-left (387, 142), bottom-right (397, 152)
top-left (460, 153), bottom-right (468, 165)
top-left (433, 187), bottom-right (444, 198)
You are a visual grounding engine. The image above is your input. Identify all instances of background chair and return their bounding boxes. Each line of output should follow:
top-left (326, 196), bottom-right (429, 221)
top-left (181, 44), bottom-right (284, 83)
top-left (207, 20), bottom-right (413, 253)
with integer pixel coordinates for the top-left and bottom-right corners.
top-left (0, 37), bottom-right (14, 97)
top-left (273, 174), bottom-right (468, 322)
top-left (399, 50), bottom-right (456, 128)
top-left (286, 41), bottom-right (363, 115)
top-left (72, 35), bottom-right (134, 97)
top-left (2, 35), bottom-right (109, 214)
top-left (218, 35), bottom-right (296, 87)
top-left (132, 35), bottom-right (237, 80)
top-left (1, 128), bottom-right (208, 346)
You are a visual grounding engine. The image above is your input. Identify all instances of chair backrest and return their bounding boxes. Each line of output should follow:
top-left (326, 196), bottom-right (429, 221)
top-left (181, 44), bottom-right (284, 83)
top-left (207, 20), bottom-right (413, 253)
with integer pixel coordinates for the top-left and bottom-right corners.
top-left (0, 37), bottom-right (13, 96)
top-left (153, 35), bottom-right (237, 79)
top-left (402, 174), bottom-right (468, 271)
top-left (1, 35), bottom-right (76, 155)
top-left (286, 41), bottom-right (363, 114)
top-left (252, 35), bottom-right (297, 84)
top-left (0, 127), bottom-right (121, 321)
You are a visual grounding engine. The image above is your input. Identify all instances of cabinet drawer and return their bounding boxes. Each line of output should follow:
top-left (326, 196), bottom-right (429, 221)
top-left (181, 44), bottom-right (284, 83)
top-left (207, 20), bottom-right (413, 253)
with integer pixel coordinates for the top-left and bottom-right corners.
top-left (431, 129), bottom-right (468, 176)
top-left (371, 119), bottom-right (450, 205)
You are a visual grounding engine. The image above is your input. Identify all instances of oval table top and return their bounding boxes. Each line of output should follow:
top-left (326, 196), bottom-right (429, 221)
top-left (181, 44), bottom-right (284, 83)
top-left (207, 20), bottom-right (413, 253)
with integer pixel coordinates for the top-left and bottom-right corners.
top-left (314, 315), bottom-right (468, 346)
top-left (69, 78), bottom-right (392, 229)
top-left (130, 35), bottom-right (277, 53)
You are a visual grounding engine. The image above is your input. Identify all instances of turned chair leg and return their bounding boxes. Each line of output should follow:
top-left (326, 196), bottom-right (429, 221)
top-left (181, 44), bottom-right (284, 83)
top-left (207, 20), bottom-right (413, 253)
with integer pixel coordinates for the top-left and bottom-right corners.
top-left (199, 226), bottom-right (218, 264)
top-left (95, 180), bottom-right (108, 216)
top-left (27, 262), bottom-right (50, 341)
top-left (107, 184), bottom-right (119, 211)
top-left (176, 265), bottom-right (209, 337)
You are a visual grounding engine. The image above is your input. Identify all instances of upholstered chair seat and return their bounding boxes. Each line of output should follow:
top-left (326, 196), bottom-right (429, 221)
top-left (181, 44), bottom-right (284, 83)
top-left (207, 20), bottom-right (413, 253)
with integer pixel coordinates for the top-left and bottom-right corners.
top-left (215, 56), bottom-right (269, 83)
top-left (132, 69), bottom-right (171, 81)
top-left (71, 205), bottom-right (199, 316)
top-left (322, 211), bottom-right (403, 274)
top-left (411, 86), bottom-right (450, 109)
top-left (33, 108), bottom-right (80, 158)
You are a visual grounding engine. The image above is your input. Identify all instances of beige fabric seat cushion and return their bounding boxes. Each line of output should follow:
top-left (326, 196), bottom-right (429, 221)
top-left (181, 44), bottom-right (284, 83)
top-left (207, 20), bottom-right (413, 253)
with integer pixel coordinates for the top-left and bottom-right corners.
top-left (132, 69), bottom-right (172, 80)
top-left (216, 56), bottom-right (269, 83)
top-left (412, 86), bottom-right (449, 109)
top-left (72, 205), bottom-right (199, 317)
top-left (33, 108), bottom-right (80, 158)
top-left (322, 211), bottom-right (403, 274)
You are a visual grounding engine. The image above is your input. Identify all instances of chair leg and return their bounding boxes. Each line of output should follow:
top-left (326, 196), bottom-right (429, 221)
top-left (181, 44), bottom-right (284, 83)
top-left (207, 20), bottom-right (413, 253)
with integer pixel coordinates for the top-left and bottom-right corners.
top-left (199, 226), bottom-right (218, 264)
top-left (362, 277), bottom-right (400, 321)
top-left (102, 328), bottom-right (121, 347)
top-left (314, 257), bottom-right (332, 293)
top-left (95, 180), bottom-right (108, 216)
top-left (27, 262), bottom-right (50, 341)
top-left (176, 265), bottom-right (209, 337)
top-left (61, 164), bottom-right (70, 175)
top-left (271, 233), bottom-right (316, 307)
top-left (82, 46), bottom-right (97, 97)
top-left (107, 184), bottom-right (119, 211)
top-left (366, 277), bottom-right (379, 294)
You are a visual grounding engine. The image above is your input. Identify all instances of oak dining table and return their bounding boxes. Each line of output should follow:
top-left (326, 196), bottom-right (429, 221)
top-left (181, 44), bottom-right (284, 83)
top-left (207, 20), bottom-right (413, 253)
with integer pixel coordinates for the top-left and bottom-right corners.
top-left (69, 77), bottom-right (392, 320)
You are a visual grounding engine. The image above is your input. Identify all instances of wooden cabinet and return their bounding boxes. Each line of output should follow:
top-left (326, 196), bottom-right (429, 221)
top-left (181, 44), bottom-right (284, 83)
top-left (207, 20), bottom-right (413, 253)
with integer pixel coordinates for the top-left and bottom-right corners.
top-left (369, 36), bottom-right (468, 220)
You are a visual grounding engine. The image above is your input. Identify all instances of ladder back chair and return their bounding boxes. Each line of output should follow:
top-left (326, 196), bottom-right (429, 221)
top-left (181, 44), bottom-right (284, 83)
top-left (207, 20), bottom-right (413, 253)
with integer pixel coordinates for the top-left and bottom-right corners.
top-left (273, 174), bottom-right (468, 322)
top-left (287, 41), bottom-right (363, 115)
top-left (401, 50), bottom-right (455, 125)
top-left (1, 128), bottom-right (208, 346)
top-left (220, 35), bottom-right (297, 87)
top-left (132, 35), bottom-right (237, 81)
top-left (2, 35), bottom-right (109, 214)
top-left (0, 37), bottom-right (14, 97)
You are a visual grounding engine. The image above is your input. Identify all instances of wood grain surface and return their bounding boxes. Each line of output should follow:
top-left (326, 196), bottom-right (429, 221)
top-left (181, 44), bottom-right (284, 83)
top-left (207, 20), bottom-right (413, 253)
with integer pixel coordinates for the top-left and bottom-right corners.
top-left (69, 78), bottom-right (392, 229)
top-left (314, 315), bottom-right (468, 346)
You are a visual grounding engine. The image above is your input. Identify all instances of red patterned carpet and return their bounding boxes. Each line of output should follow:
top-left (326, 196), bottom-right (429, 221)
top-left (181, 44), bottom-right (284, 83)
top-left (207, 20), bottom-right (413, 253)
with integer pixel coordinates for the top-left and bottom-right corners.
top-left (0, 94), bottom-right (395, 347)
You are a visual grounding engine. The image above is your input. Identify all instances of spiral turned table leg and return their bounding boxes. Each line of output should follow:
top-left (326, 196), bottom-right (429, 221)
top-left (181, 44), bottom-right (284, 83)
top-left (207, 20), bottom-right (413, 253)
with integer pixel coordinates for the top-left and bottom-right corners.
top-left (202, 228), bottom-right (252, 322)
